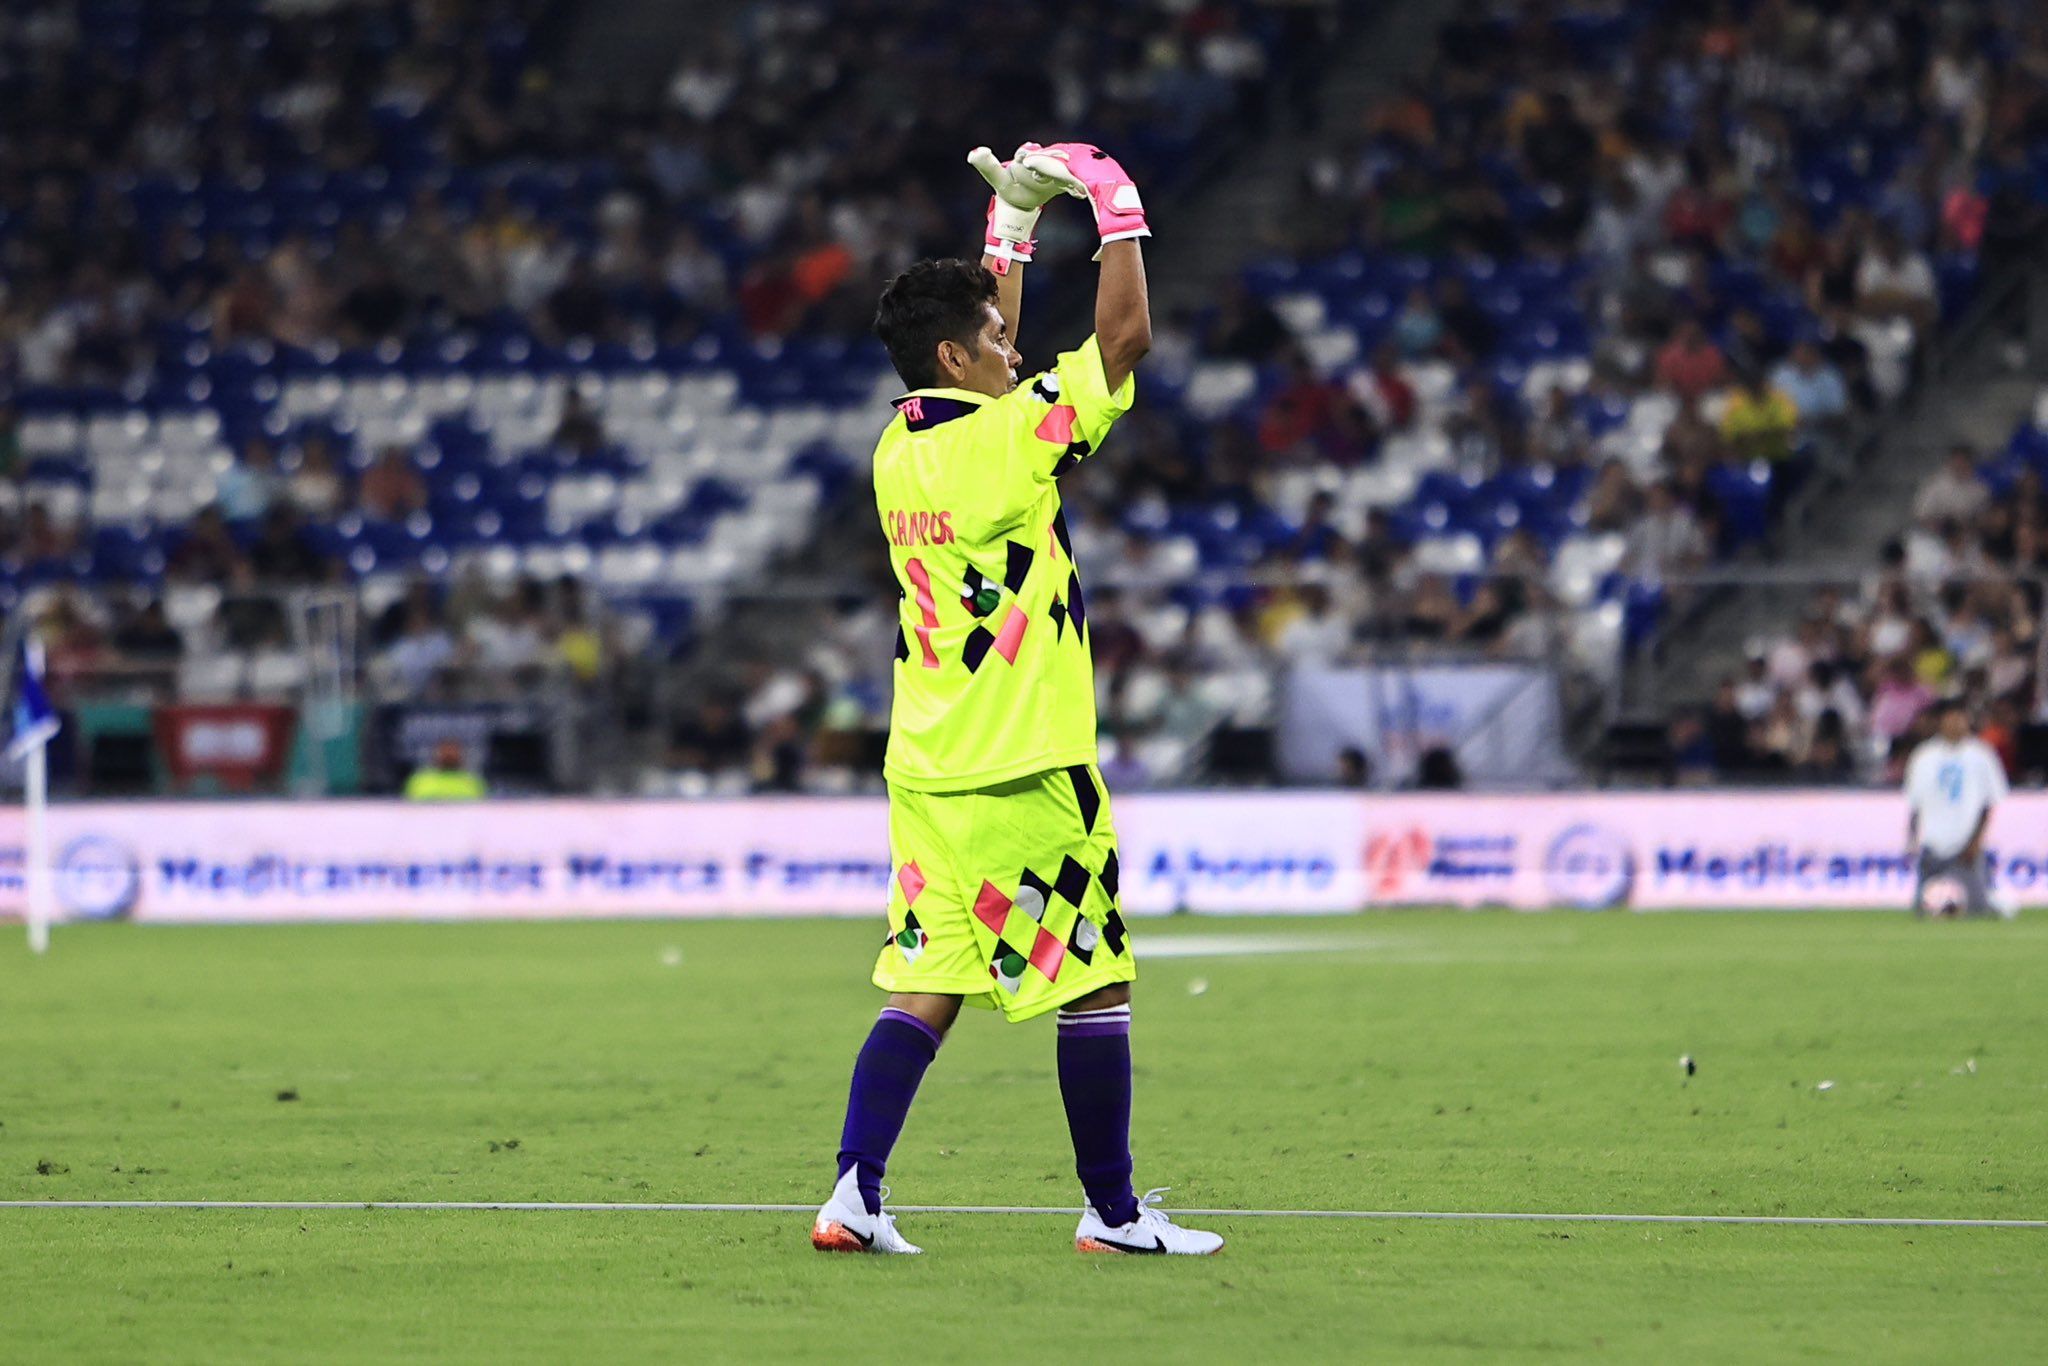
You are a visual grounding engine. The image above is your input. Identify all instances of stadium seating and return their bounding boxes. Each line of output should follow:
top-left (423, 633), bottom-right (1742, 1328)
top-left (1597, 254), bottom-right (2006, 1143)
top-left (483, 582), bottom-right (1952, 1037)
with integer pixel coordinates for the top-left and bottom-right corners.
top-left (5, 0), bottom-right (2046, 794)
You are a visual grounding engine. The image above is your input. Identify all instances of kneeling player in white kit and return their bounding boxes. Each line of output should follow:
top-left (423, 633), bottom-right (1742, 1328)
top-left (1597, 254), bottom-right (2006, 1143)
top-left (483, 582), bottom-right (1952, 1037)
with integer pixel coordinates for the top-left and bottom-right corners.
top-left (1903, 698), bottom-right (2013, 919)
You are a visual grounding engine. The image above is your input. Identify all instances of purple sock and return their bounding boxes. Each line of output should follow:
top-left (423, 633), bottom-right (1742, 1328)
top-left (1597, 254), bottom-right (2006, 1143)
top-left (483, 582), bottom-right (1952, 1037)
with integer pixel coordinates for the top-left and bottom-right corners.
top-left (835, 1008), bottom-right (941, 1215)
top-left (1056, 1004), bottom-right (1138, 1227)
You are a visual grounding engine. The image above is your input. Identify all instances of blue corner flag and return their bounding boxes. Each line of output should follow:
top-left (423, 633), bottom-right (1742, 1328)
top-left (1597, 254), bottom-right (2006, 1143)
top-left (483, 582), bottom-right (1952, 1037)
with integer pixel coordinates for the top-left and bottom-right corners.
top-left (6, 635), bottom-right (61, 762)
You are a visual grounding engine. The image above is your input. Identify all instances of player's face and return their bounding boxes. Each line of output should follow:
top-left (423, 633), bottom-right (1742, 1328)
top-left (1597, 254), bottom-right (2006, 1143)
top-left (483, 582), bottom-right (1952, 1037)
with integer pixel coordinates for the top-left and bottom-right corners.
top-left (1940, 710), bottom-right (1971, 741)
top-left (953, 304), bottom-right (1021, 398)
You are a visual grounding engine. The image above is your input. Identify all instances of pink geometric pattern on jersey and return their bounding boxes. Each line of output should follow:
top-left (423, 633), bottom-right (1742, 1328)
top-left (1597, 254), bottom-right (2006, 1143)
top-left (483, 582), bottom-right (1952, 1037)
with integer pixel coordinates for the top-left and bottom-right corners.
top-left (1034, 404), bottom-right (1078, 445)
top-left (896, 861), bottom-right (927, 907)
top-left (1029, 925), bottom-right (1067, 982)
top-left (973, 880), bottom-right (1014, 935)
top-left (993, 606), bottom-right (1029, 664)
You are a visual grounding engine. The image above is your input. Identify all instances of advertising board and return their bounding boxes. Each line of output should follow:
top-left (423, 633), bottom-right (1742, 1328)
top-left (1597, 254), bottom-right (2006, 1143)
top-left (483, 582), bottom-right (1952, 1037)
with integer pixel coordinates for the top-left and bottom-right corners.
top-left (1, 791), bottom-right (2042, 923)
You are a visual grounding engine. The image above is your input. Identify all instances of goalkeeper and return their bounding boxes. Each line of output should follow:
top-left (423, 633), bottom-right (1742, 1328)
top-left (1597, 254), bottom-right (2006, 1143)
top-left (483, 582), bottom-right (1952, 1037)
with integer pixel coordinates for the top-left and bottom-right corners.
top-left (811, 144), bottom-right (1222, 1256)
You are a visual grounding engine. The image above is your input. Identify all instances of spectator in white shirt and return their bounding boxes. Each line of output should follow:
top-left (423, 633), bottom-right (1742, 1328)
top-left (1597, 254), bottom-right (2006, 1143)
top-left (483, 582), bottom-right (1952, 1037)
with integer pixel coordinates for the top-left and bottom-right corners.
top-left (1735, 651), bottom-right (1777, 720)
top-left (1623, 481), bottom-right (1708, 584)
top-left (1855, 223), bottom-right (1938, 333)
top-left (1274, 583), bottom-right (1352, 664)
top-left (1912, 445), bottom-right (1989, 525)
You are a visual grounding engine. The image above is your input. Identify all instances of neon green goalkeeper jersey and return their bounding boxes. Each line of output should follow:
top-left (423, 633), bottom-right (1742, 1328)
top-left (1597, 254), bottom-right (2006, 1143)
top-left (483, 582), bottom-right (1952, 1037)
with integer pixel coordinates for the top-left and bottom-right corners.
top-left (874, 334), bottom-right (1134, 792)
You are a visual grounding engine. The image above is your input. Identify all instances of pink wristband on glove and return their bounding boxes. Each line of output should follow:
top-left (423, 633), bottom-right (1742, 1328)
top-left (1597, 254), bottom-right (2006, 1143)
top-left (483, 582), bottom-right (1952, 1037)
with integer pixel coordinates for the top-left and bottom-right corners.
top-left (1042, 142), bottom-right (1150, 257)
top-left (983, 195), bottom-right (1035, 275)
top-left (981, 141), bottom-right (1062, 276)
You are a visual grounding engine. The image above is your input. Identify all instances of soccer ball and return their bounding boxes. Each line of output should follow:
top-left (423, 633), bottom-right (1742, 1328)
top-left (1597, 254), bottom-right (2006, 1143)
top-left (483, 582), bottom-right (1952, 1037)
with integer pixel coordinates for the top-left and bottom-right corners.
top-left (1920, 875), bottom-right (1966, 919)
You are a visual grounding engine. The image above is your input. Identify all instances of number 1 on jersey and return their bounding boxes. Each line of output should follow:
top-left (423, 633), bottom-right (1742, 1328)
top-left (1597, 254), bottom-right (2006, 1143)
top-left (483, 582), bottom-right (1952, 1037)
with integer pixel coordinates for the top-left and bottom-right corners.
top-left (904, 557), bottom-right (942, 669)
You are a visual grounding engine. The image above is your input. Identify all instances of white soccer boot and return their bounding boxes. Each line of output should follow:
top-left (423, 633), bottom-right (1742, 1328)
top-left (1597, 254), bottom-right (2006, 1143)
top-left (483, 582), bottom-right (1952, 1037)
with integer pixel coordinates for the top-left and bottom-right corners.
top-left (1074, 1188), bottom-right (1224, 1255)
top-left (811, 1169), bottom-right (922, 1254)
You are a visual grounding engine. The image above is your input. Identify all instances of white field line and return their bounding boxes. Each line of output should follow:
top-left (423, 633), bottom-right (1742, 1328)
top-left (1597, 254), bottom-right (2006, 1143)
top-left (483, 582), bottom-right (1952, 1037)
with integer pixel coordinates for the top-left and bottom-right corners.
top-left (0, 1200), bottom-right (2039, 1229)
top-left (1129, 934), bottom-right (1390, 959)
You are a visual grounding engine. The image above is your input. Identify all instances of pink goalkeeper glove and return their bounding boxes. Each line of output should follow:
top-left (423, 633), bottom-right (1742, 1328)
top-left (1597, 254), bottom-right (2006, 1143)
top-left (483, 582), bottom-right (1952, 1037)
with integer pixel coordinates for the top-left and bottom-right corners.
top-left (1042, 142), bottom-right (1150, 258)
top-left (969, 142), bottom-right (1087, 276)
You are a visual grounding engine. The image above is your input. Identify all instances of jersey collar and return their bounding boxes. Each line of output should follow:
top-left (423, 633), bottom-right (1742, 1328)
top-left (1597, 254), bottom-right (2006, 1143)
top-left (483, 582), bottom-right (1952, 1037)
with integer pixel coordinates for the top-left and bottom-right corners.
top-left (891, 387), bottom-right (989, 431)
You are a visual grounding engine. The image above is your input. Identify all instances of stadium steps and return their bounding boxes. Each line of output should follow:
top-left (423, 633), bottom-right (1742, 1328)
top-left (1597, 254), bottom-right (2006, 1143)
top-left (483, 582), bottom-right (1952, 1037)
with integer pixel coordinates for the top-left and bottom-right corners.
top-left (1152, 0), bottom-right (1442, 313)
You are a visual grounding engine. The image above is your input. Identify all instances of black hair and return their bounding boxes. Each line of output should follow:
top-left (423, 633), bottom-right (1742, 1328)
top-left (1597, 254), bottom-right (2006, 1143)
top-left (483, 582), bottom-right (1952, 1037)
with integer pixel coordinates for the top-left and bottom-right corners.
top-left (873, 258), bottom-right (998, 390)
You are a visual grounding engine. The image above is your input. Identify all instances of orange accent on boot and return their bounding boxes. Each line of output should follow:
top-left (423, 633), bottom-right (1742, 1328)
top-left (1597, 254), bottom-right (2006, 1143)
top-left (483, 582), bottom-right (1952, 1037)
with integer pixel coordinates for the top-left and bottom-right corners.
top-left (1075, 1236), bottom-right (1122, 1253)
top-left (812, 1220), bottom-right (869, 1252)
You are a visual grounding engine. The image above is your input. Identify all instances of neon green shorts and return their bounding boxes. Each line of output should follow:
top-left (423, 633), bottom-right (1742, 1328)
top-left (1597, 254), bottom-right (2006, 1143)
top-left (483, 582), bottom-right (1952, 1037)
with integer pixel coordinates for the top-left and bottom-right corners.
top-left (873, 764), bottom-right (1136, 1022)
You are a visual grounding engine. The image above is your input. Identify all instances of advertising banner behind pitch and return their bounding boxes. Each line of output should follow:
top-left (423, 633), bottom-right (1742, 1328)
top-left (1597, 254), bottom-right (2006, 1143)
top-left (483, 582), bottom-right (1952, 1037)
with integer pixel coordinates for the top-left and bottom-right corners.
top-left (0, 794), bottom-right (1368, 923)
top-left (2, 791), bottom-right (2045, 923)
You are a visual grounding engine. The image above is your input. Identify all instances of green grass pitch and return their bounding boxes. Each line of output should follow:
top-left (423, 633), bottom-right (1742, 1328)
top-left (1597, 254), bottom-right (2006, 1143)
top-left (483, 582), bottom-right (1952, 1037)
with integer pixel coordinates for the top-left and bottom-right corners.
top-left (2, 911), bottom-right (2043, 1362)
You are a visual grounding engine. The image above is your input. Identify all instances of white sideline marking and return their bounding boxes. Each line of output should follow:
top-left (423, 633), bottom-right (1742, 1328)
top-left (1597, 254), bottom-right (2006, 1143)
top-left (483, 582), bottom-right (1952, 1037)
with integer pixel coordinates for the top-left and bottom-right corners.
top-left (1136, 934), bottom-right (1383, 959)
top-left (0, 1200), bottom-right (2039, 1228)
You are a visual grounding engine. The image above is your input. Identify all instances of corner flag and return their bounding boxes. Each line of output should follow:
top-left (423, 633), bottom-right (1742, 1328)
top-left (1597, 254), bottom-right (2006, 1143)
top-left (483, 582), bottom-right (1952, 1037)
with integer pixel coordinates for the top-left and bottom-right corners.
top-left (7, 635), bottom-right (61, 761)
top-left (9, 634), bottom-right (59, 953)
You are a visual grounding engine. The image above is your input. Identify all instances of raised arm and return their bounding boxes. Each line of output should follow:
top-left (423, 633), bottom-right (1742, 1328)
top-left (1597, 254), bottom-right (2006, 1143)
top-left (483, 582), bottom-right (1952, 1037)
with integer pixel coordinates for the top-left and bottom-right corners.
top-left (1038, 143), bottom-right (1153, 390)
top-left (1096, 240), bottom-right (1151, 393)
top-left (983, 249), bottom-right (1026, 341)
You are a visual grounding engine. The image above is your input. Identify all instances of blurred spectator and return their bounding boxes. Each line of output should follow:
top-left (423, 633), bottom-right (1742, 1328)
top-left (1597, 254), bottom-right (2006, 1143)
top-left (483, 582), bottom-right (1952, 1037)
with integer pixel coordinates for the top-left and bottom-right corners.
top-left (39, 591), bottom-right (106, 697)
top-left (668, 696), bottom-right (752, 777)
top-left (1797, 710), bottom-right (1855, 783)
top-left (1981, 697), bottom-right (2022, 777)
top-left (1719, 370), bottom-right (1800, 464)
top-left (380, 600), bottom-right (458, 699)
top-left (111, 598), bottom-right (183, 666)
top-left (1623, 482), bottom-right (1709, 582)
top-left (289, 434), bottom-right (348, 519)
top-left (1391, 286), bottom-right (1444, 358)
top-left (1347, 345), bottom-right (1416, 432)
top-left (1145, 660), bottom-right (1221, 742)
top-left (1705, 677), bottom-right (1753, 772)
top-left (552, 578), bottom-right (607, 687)
top-left (1770, 341), bottom-right (1850, 439)
top-left (1869, 658), bottom-right (1936, 746)
top-left (751, 714), bottom-right (808, 791)
top-left (553, 390), bottom-right (606, 455)
top-left (1670, 710), bottom-right (1716, 785)
top-left (1274, 583), bottom-right (1351, 663)
top-left (405, 740), bottom-right (488, 802)
top-left (337, 257), bottom-right (414, 344)
top-left (217, 439), bottom-right (281, 522)
top-left (468, 581), bottom-right (550, 678)
top-left (1415, 746), bottom-right (1463, 790)
top-left (1583, 460), bottom-right (1641, 533)
top-left (20, 503), bottom-right (79, 562)
top-left (1913, 446), bottom-right (1991, 525)
top-left (249, 506), bottom-right (329, 585)
top-left (168, 506), bottom-right (244, 584)
top-left (360, 446), bottom-right (428, 522)
top-left (1654, 319), bottom-right (1728, 402)
top-left (1100, 734), bottom-right (1151, 792)
top-left (1528, 388), bottom-right (1589, 464)
top-left (1257, 353), bottom-right (1342, 457)
top-left (1855, 224), bottom-right (1938, 334)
